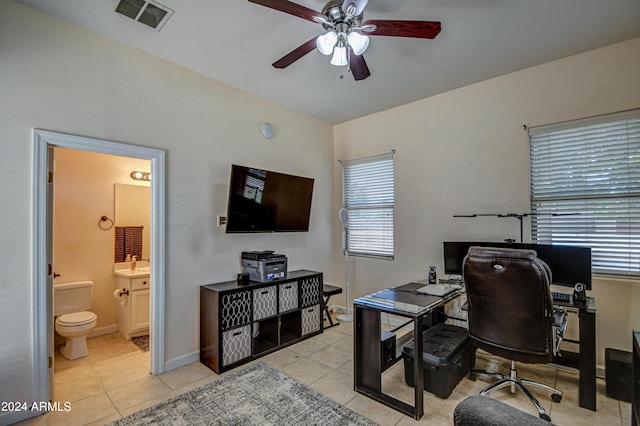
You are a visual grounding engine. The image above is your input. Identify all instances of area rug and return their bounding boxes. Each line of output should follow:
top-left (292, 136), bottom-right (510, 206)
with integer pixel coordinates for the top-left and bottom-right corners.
top-left (108, 361), bottom-right (377, 426)
top-left (131, 335), bottom-right (149, 352)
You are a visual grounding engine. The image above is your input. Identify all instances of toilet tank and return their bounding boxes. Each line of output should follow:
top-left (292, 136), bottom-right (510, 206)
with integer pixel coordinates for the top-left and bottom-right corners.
top-left (54, 281), bottom-right (93, 316)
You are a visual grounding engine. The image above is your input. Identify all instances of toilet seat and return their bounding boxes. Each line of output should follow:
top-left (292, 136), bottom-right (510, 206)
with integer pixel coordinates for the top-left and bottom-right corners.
top-left (56, 311), bottom-right (97, 327)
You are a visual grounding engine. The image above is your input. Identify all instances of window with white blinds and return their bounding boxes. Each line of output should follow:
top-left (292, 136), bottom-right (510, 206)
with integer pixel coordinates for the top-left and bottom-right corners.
top-left (341, 152), bottom-right (394, 259)
top-left (529, 109), bottom-right (640, 278)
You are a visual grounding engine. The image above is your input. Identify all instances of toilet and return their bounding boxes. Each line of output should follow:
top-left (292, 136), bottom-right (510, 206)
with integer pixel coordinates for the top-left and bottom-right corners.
top-left (54, 281), bottom-right (98, 360)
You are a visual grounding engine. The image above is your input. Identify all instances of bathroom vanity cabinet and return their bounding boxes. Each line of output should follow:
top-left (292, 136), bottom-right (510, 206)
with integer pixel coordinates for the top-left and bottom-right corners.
top-left (115, 271), bottom-right (150, 340)
top-left (200, 270), bottom-right (323, 374)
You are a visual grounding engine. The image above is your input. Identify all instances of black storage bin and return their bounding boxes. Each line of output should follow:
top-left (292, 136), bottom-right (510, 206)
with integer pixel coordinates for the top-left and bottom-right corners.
top-left (402, 323), bottom-right (475, 398)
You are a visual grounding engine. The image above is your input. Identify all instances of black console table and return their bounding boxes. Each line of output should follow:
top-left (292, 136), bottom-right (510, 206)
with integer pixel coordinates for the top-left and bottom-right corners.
top-left (200, 270), bottom-right (323, 374)
top-left (633, 330), bottom-right (639, 426)
top-left (551, 296), bottom-right (597, 411)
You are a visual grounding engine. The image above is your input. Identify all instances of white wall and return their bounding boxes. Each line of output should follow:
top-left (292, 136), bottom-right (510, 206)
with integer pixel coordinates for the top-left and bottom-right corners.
top-left (333, 37), bottom-right (640, 367)
top-left (0, 1), bottom-right (334, 421)
top-left (2, 0), bottom-right (639, 420)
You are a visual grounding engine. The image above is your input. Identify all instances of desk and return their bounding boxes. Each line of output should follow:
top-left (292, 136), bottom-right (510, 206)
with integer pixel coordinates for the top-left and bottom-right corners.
top-left (551, 296), bottom-right (597, 411)
top-left (353, 283), bottom-right (462, 420)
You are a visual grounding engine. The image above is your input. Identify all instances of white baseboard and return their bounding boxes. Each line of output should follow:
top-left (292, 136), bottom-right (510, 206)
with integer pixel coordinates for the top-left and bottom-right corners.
top-left (164, 350), bottom-right (200, 373)
top-left (596, 364), bottom-right (605, 379)
top-left (89, 324), bottom-right (118, 338)
top-left (329, 304), bottom-right (345, 314)
top-left (329, 305), bottom-right (413, 331)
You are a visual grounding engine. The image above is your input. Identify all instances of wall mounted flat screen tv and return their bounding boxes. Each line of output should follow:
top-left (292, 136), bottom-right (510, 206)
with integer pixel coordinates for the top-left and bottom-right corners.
top-left (225, 164), bottom-right (314, 233)
top-left (443, 241), bottom-right (592, 290)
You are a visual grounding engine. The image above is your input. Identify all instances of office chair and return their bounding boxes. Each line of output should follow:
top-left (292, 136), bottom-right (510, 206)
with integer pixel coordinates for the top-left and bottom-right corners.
top-left (463, 246), bottom-right (568, 421)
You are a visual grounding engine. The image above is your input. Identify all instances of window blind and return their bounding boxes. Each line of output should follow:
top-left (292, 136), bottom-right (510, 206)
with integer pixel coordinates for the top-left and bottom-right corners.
top-left (341, 152), bottom-right (394, 259)
top-left (529, 109), bottom-right (640, 278)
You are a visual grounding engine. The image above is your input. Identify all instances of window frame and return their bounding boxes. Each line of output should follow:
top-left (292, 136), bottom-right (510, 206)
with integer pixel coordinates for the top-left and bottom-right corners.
top-left (341, 152), bottom-right (395, 260)
top-left (528, 109), bottom-right (640, 279)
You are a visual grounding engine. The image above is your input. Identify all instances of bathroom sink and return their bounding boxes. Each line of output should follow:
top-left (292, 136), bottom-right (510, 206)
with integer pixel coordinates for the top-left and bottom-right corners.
top-left (114, 269), bottom-right (150, 278)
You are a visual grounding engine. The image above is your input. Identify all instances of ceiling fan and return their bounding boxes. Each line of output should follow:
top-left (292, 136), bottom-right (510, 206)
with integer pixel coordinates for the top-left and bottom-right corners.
top-left (248, 0), bottom-right (442, 81)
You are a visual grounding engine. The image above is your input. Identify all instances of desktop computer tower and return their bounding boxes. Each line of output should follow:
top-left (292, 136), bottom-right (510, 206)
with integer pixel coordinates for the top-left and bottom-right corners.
top-left (381, 330), bottom-right (396, 372)
top-left (421, 306), bottom-right (446, 328)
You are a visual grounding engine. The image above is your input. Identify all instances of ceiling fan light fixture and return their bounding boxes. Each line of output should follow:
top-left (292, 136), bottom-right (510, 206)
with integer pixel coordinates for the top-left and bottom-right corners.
top-left (330, 44), bottom-right (348, 66)
top-left (347, 31), bottom-right (369, 55)
top-left (317, 31), bottom-right (338, 55)
top-left (344, 3), bottom-right (357, 18)
top-left (358, 23), bottom-right (377, 33)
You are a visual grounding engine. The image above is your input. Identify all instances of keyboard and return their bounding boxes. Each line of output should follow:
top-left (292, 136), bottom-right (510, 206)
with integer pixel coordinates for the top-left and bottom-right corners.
top-left (416, 284), bottom-right (457, 297)
top-left (552, 291), bottom-right (572, 302)
top-left (438, 278), bottom-right (464, 285)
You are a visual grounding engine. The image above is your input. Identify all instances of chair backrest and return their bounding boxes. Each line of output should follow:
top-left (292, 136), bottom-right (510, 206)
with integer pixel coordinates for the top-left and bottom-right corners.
top-left (463, 246), bottom-right (555, 364)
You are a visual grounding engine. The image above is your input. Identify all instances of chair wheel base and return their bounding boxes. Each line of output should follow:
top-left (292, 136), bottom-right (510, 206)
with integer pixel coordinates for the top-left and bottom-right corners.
top-left (551, 393), bottom-right (562, 403)
top-left (539, 413), bottom-right (551, 422)
top-left (469, 372), bottom-right (477, 381)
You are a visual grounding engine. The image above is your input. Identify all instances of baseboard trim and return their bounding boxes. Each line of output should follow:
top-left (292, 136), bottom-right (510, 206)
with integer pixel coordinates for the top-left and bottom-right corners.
top-left (164, 350), bottom-right (200, 373)
top-left (89, 324), bottom-right (118, 338)
top-left (329, 305), bottom-right (412, 330)
top-left (596, 364), bottom-right (605, 379)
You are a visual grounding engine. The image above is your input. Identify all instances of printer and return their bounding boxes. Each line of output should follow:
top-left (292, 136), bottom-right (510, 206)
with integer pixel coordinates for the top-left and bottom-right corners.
top-left (241, 251), bottom-right (287, 283)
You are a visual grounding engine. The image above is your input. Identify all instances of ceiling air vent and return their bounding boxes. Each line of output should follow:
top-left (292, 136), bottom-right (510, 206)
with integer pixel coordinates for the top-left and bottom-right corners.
top-left (112, 0), bottom-right (174, 31)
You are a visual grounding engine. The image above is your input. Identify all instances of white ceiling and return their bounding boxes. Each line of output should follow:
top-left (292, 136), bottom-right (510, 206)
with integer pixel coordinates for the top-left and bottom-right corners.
top-left (15, 0), bottom-right (640, 124)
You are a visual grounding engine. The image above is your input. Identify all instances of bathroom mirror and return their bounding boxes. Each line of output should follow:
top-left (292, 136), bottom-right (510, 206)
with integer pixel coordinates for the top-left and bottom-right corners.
top-left (114, 183), bottom-right (151, 262)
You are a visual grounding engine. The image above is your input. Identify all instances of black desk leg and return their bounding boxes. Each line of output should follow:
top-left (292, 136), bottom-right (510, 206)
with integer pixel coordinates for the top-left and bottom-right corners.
top-left (413, 316), bottom-right (424, 419)
top-left (355, 306), bottom-right (382, 393)
top-left (579, 309), bottom-right (597, 411)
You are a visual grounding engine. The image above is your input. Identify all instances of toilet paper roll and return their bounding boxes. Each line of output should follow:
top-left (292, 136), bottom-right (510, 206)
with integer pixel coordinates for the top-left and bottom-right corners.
top-left (113, 289), bottom-right (128, 306)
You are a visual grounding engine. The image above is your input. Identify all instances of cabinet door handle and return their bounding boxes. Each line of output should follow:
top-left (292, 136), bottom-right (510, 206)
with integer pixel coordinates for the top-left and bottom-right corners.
top-left (284, 285), bottom-right (292, 289)
top-left (142, 281), bottom-right (147, 285)
top-left (232, 331), bottom-right (242, 336)
top-left (261, 290), bottom-right (268, 295)
top-left (307, 308), bottom-right (314, 313)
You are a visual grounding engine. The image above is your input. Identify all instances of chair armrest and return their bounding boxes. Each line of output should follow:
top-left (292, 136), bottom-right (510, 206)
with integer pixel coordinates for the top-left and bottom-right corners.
top-left (552, 309), bottom-right (568, 354)
top-left (552, 309), bottom-right (568, 335)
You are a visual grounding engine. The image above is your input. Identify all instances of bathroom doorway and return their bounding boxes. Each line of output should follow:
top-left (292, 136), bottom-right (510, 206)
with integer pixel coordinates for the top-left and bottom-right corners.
top-left (32, 130), bottom-right (166, 404)
top-left (52, 149), bottom-right (151, 370)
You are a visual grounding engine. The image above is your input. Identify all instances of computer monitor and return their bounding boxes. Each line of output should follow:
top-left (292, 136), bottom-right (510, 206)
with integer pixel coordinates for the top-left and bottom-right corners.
top-left (443, 241), bottom-right (592, 290)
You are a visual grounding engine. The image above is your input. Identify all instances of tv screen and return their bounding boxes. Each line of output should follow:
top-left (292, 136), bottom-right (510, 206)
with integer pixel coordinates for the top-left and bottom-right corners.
top-left (443, 241), bottom-right (592, 290)
top-left (225, 164), bottom-right (314, 233)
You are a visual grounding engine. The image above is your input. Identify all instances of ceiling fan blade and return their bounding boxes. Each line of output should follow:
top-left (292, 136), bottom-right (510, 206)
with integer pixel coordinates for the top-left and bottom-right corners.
top-left (248, 0), bottom-right (323, 23)
top-left (342, 0), bottom-right (370, 17)
top-left (349, 51), bottom-right (371, 81)
top-left (364, 20), bottom-right (442, 39)
top-left (272, 37), bottom-right (319, 69)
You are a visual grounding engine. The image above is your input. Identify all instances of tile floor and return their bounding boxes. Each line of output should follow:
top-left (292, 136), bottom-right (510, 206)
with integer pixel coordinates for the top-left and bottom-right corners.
top-left (16, 319), bottom-right (630, 426)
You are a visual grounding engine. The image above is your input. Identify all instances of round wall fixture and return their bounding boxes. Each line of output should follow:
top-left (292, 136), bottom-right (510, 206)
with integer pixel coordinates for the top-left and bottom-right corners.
top-left (261, 122), bottom-right (274, 139)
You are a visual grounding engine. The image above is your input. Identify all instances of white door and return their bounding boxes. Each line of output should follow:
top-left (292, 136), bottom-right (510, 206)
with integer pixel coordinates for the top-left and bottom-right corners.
top-left (47, 146), bottom-right (54, 401)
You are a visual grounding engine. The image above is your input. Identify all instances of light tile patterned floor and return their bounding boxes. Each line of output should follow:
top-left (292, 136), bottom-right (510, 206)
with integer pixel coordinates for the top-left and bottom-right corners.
top-left (16, 318), bottom-right (629, 426)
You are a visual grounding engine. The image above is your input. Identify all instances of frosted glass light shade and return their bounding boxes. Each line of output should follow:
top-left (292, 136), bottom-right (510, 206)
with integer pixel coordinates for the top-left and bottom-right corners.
top-left (317, 31), bottom-right (338, 55)
top-left (330, 45), bottom-right (348, 66)
top-left (347, 31), bottom-right (369, 55)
